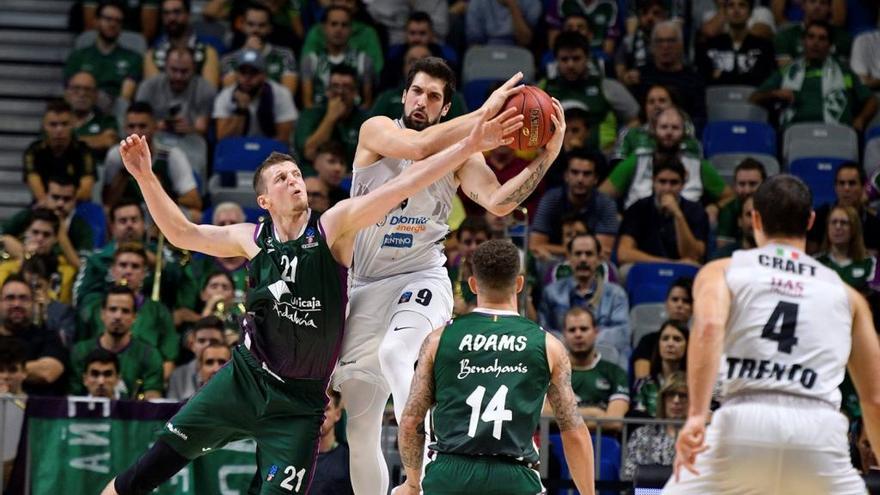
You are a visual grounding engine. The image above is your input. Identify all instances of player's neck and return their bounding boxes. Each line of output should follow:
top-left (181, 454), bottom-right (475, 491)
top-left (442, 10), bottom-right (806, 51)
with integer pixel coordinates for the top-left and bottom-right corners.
top-left (759, 236), bottom-right (807, 252)
top-left (474, 295), bottom-right (518, 313)
top-left (271, 209), bottom-right (309, 242)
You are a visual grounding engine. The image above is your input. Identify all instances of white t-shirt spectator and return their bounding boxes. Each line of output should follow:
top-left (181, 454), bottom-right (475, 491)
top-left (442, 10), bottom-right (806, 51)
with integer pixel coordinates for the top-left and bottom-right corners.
top-left (212, 79), bottom-right (299, 138)
top-left (851, 30), bottom-right (880, 81)
top-left (104, 144), bottom-right (198, 197)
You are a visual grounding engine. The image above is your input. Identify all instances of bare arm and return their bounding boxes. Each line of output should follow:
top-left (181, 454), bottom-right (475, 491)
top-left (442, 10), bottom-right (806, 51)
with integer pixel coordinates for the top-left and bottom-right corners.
top-left (616, 234), bottom-right (670, 264)
top-left (274, 121), bottom-right (294, 144)
top-left (398, 328), bottom-right (442, 487)
top-left (598, 179), bottom-right (620, 199)
top-left (457, 98), bottom-right (565, 216)
top-left (118, 134), bottom-right (258, 258)
top-left (686, 259), bottom-right (730, 419)
top-left (201, 47), bottom-right (220, 88)
top-left (529, 232), bottom-right (567, 257)
top-left (26, 173), bottom-right (46, 203)
top-left (770, 0), bottom-right (786, 24)
top-left (846, 285), bottom-right (880, 462)
top-left (504, 0), bottom-right (533, 47)
top-left (25, 357), bottom-right (64, 384)
top-left (354, 73), bottom-right (524, 165)
top-left (853, 95), bottom-right (878, 132)
top-left (83, 4), bottom-right (97, 30)
top-left (78, 129), bottom-right (119, 151)
top-left (141, 5), bottom-right (158, 42)
top-left (281, 73), bottom-right (298, 98)
top-left (216, 116), bottom-right (246, 140)
top-left (143, 50), bottom-right (160, 80)
top-left (672, 209), bottom-right (705, 261)
top-left (56, 225), bottom-right (81, 268)
top-left (76, 176), bottom-right (95, 202)
top-left (546, 334), bottom-right (596, 495)
top-left (302, 79), bottom-right (314, 109)
top-left (120, 79), bottom-right (137, 101)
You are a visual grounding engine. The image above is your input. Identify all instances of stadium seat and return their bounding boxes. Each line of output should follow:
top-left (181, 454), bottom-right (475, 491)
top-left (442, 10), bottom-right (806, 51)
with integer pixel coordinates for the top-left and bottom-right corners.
top-left (201, 204), bottom-right (265, 224)
top-left (550, 433), bottom-right (621, 489)
top-left (462, 45), bottom-right (536, 84)
top-left (630, 303), bottom-right (667, 348)
top-left (705, 85), bottom-right (756, 105)
top-left (625, 263), bottom-right (699, 307)
top-left (702, 121), bottom-right (776, 158)
top-left (75, 201), bottom-right (107, 249)
top-left (707, 102), bottom-right (767, 123)
top-left (73, 30), bottom-right (147, 54)
top-left (789, 157), bottom-right (849, 208)
top-left (213, 137), bottom-right (289, 174)
top-left (864, 126), bottom-right (880, 178)
top-left (463, 79), bottom-right (498, 113)
top-left (782, 123), bottom-right (858, 164)
top-left (710, 153), bottom-right (781, 185)
top-left (207, 172), bottom-right (259, 209)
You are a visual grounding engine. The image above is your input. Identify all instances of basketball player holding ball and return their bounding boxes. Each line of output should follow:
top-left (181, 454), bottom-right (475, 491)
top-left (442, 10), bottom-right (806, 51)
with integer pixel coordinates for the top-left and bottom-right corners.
top-left (334, 57), bottom-right (564, 495)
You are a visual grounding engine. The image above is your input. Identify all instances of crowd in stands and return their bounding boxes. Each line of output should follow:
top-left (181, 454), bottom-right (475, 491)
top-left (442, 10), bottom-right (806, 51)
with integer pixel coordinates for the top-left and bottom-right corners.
top-left (3, 0), bottom-right (880, 488)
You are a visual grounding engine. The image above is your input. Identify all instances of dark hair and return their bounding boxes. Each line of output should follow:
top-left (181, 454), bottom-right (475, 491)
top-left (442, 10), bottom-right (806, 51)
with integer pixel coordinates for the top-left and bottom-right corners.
top-left (835, 161), bottom-right (866, 184)
top-left (0, 337), bottom-right (27, 372)
top-left (553, 31), bottom-right (591, 57)
top-left (804, 19), bottom-right (832, 39)
top-left (407, 11), bottom-right (433, 26)
top-left (192, 316), bottom-right (225, 334)
top-left (560, 212), bottom-right (588, 229)
top-left (198, 343), bottom-right (231, 365)
top-left (562, 12), bottom-right (591, 31)
top-left (1, 273), bottom-right (30, 293)
top-left (753, 174), bottom-right (813, 238)
top-left (405, 57), bottom-right (456, 105)
top-left (45, 99), bottom-right (72, 115)
top-left (566, 232), bottom-right (602, 256)
top-left (566, 148), bottom-right (606, 175)
top-left (244, 2), bottom-right (271, 19)
top-left (21, 253), bottom-right (59, 281)
top-left (315, 140), bottom-right (347, 163)
top-left (330, 63), bottom-right (358, 81)
top-left (730, 0), bottom-right (755, 11)
top-left (456, 216), bottom-right (492, 241)
top-left (649, 320), bottom-right (690, 380)
top-left (113, 242), bottom-right (147, 264)
top-left (666, 276), bottom-right (693, 301)
top-left (29, 208), bottom-right (60, 234)
top-left (109, 199), bottom-right (144, 223)
top-left (322, 5), bottom-right (351, 23)
top-left (472, 239), bottom-right (521, 292)
top-left (102, 284), bottom-right (137, 309)
top-left (328, 388), bottom-right (342, 407)
top-left (639, 84), bottom-right (684, 122)
top-left (126, 101), bottom-right (154, 117)
top-left (253, 151), bottom-right (297, 194)
top-left (637, 0), bottom-right (667, 13)
top-left (652, 152), bottom-right (686, 180)
top-left (734, 158), bottom-right (767, 181)
top-left (564, 107), bottom-right (590, 127)
top-left (97, 0), bottom-right (125, 19)
top-left (47, 175), bottom-right (77, 188)
top-left (564, 306), bottom-right (595, 327)
top-left (202, 271), bottom-right (234, 291)
top-left (162, 0), bottom-right (191, 12)
top-left (84, 347), bottom-right (120, 373)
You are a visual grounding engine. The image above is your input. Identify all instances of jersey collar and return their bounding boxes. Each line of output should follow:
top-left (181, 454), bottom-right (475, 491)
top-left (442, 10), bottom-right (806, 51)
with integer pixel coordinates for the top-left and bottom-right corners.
top-left (473, 307), bottom-right (520, 316)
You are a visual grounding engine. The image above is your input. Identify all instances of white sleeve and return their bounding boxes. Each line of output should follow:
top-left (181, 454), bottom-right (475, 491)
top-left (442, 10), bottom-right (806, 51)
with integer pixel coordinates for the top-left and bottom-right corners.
top-left (851, 33), bottom-right (870, 76)
top-left (212, 87), bottom-right (233, 119)
top-left (273, 83), bottom-right (299, 123)
top-left (167, 148), bottom-right (198, 195)
top-left (602, 78), bottom-right (640, 121)
top-left (749, 6), bottom-right (776, 32)
top-left (103, 145), bottom-right (123, 182)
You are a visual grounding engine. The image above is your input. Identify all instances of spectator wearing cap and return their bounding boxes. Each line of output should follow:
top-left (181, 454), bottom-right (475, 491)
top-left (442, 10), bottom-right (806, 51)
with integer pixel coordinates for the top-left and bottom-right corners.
top-left (65, 71), bottom-right (119, 161)
top-left (213, 48), bottom-right (298, 142)
top-left (144, 0), bottom-right (220, 88)
top-left (136, 46), bottom-right (216, 137)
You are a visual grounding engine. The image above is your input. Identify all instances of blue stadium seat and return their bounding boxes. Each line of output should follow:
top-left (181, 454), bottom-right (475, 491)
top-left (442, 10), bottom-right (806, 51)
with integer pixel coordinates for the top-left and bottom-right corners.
top-left (550, 433), bottom-right (621, 491)
top-left (213, 137), bottom-right (289, 174)
top-left (789, 157), bottom-right (849, 208)
top-left (625, 263), bottom-right (699, 306)
top-left (463, 79), bottom-right (499, 112)
top-left (75, 201), bottom-right (107, 249)
top-left (201, 205), bottom-right (265, 224)
top-left (702, 121), bottom-right (776, 158)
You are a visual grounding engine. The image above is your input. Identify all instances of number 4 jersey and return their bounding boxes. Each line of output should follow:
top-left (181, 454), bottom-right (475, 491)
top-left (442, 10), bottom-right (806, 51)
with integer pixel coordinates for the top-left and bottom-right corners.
top-left (721, 244), bottom-right (852, 407)
top-left (430, 309), bottom-right (550, 464)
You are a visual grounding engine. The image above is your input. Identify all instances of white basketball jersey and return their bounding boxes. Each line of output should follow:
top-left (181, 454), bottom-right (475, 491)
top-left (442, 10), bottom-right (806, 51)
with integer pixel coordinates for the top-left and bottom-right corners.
top-left (350, 120), bottom-right (456, 285)
top-left (721, 244), bottom-right (852, 408)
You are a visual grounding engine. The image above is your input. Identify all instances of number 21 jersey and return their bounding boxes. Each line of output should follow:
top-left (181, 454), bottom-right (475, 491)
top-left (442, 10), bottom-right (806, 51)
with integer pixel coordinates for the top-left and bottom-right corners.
top-left (722, 244), bottom-right (852, 407)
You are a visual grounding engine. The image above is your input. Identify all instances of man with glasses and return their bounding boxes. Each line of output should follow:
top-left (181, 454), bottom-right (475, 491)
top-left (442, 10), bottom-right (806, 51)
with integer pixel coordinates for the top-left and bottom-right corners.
top-left (144, 0), bottom-right (220, 88)
top-left (295, 64), bottom-right (366, 166)
top-left (213, 48), bottom-right (298, 142)
top-left (531, 149), bottom-right (619, 259)
top-left (82, 348), bottom-right (122, 399)
top-left (617, 157), bottom-right (710, 265)
top-left (65, 71), bottom-right (119, 160)
top-left (65, 0), bottom-right (143, 105)
top-left (221, 3), bottom-right (298, 97)
top-left (82, 0), bottom-right (158, 42)
top-left (70, 285), bottom-right (164, 399)
top-left (167, 317), bottom-right (225, 400)
top-left (24, 100), bottom-right (96, 203)
top-left (808, 161), bottom-right (880, 254)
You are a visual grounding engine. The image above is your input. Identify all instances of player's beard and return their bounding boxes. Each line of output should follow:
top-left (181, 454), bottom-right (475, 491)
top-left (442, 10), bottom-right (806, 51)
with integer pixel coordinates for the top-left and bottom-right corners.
top-left (402, 110), bottom-right (441, 131)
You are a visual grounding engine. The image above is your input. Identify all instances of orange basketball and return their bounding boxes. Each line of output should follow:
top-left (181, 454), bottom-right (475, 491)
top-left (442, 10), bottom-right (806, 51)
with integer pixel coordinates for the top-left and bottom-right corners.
top-left (502, 85), bottom-right (556, 151)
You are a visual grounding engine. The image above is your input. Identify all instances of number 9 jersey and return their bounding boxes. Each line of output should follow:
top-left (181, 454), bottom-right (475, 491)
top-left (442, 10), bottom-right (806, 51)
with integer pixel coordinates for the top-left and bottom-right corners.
top-left (721, 244), bottom-right (852, 408)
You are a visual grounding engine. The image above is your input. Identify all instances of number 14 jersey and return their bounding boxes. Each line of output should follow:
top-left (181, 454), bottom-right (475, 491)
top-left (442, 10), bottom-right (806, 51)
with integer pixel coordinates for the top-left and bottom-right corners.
top-left (722, 244), bottom-right (852, 408)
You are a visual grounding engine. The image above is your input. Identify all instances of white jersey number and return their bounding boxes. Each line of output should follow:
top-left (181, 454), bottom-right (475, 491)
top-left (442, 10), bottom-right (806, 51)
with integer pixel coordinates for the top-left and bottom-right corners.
top-left (465, 385), bottom-right (513, 440)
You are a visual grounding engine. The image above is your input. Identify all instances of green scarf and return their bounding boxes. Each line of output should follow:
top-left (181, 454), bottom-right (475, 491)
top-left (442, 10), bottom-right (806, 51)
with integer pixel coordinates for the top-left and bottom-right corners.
top-left (780, 57), bottom-right (847, 126)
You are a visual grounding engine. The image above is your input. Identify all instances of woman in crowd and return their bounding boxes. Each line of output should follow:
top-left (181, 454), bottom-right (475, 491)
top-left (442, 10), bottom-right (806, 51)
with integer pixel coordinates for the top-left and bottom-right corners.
top-left (817, 205), bottom-right (878, 295)
top-left (632, 320), bottom-right (688, 417)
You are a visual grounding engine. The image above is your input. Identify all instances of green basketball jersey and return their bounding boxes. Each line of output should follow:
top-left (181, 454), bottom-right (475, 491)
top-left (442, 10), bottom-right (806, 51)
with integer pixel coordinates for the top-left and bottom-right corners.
top-left (431, 311), bottom-right (550, 464)
top-left (244, 216), bottom-right (346, 379)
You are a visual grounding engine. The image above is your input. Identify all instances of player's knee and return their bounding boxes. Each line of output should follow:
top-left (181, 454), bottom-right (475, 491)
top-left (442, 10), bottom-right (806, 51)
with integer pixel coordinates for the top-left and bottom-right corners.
top-left (114, 440), bottom-right (189, 495)
top-left (379, 312), bottom-right (432, 370)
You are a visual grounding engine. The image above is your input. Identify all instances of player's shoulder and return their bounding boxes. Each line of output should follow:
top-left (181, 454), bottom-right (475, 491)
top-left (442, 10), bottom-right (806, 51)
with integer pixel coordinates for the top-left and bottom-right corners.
top-left (359, 114), bottom-right (397, 135)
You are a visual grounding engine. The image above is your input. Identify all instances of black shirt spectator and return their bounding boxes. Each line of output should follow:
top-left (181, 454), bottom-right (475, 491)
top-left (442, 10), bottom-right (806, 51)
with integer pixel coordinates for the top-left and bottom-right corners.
top-left (696, 0), bottom-right (777, 87)
top-left (311, 443), bottom-right (354, 495)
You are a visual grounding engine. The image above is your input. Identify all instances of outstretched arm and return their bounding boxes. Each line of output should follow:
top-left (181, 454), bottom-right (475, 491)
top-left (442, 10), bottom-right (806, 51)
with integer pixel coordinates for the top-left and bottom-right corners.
top-left (546, 334), bottom-right (595, 495)
top-left (846, 285), bottom-right (880, 463)
top-left (457, 98), bottom-right (565, 216)
top-left (396, 328), bottom-right (443, 494)
top-left (321, 107), bottom-right (524, 265)
top-left (118, 135), bottom-right (258, 259)
top-left (354, 73), bottom-right (524, 164)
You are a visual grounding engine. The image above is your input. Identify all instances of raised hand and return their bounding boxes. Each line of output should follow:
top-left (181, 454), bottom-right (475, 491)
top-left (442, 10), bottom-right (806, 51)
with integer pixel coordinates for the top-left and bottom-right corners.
top-left (543, 97), bottom-right (566, 158)
top-left (466, 107), bottom-right (524, 152)
top-left (119, 134), bottom-right (153, 180)
top-left (480, 72), bottom-right (525, 118)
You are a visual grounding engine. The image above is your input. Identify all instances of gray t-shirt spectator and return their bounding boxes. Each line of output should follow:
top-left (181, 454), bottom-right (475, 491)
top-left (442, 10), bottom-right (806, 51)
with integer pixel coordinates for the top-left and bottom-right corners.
top-left (135, 74), bottom-right (216, 124)
top-left (104, 144), bottom-right (198, 196)
top-left (466, 0), bottom-right (542, 45)
top-left (212, 79), bottom-right (299, 138)
top-left (166, 360), bottom-right (198, 401)
top-left (532, 186), bottom-right (620, 245)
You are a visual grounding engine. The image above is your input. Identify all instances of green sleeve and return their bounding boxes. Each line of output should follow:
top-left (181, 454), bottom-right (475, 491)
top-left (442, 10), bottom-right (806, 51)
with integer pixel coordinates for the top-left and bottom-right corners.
top-left (68, 343), bottom-right (89, 395)
top-left (128, 51), bottom-right (144, 81)
top-left (352, 21), bottom-right (383, 75)
top-left (716, 200), bottom-right (740, 238)
top-left (151, 304), bottom-right (179, 362)
top-left (700, 160), bottom-right (727, 201)
top-left (63, 50), bottom-right (83, 81)
top-left (1, 209), bottom-right (30, 237)
top-left (757, 70), bottom-right (782, 92)
top-left (75, 251), bottom-right (112, 308)
top-left (607, 155), bottom-right (638, 193)
top-left (174, 263), bottom-right (201, 310)
top-left (449, 92), bottom-right (469, 117)
top-left (70, 217), bottom-right (94, 251)
top-left (618, 129), bottom-right (636, 158)
top-left (369, 90), bottom-right (397, 119)
top-left (293, 108), bottom-right (320, 161)
top-left (300, 26), bottom-right (322, 58)
top-left (77, 293), bottom-right (103, 343)
top-left (611, 364), bottom-right (630, 399)
top-left (141, 346), bottom-right (165, 395)
top-left (851, 71), bottom-right (873, 105)
top-left (773, 28), bottom-right (794, 58)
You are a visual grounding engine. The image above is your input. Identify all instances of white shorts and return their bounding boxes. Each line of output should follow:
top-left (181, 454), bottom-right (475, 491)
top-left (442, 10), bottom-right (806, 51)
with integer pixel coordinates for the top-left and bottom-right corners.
top-left (664, 393), bottom-right (866, 495)
top-left (331, 266), bottom-right (453, 391)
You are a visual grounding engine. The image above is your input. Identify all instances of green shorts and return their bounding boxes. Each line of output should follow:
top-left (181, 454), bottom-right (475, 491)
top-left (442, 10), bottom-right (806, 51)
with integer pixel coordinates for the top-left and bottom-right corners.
top-left (422, 453), bottom-right (545, 495)
top-left (158, 346), bottom-right (326, 494)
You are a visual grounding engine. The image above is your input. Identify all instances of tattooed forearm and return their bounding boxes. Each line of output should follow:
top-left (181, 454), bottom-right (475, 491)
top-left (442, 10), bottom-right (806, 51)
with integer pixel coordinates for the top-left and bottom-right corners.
top-left (547, 353), bottom-right (586, 432)
top-left (398, 333), bottom-right (438, 471)
top-left (499, 154), bottom-right (552, 206)
top-left (400, 417), bottom-right (427, 471)
top-left (469, 191), bottom-right (479, 202)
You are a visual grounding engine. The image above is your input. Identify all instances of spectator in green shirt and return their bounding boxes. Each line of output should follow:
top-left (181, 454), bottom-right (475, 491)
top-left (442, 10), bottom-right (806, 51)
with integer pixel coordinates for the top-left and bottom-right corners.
top-left (612, 83), bottom-right (702, 162)
top-left (300, 0), bottom-right (384, 77)
top-left (717, 158), bottom-right (765, 249)
top-left (70, 285), bottom-right (164, 399)
top-left (773, 0), bottom-right (851, 67)
top-left (82, 0), bottom-right (159, 43)
top-left (817, 205), bottom-right (879, 295)
top-left (753, 20), bottom-right (877, 131)
top-left (66, 1), bottom-right (143, 105)
top-left (81, 348), bottom-right (121, 398)
top-left (65, 72), bottom-right (119, 161)
top-left (713, 194), bottom-right (757, 259)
